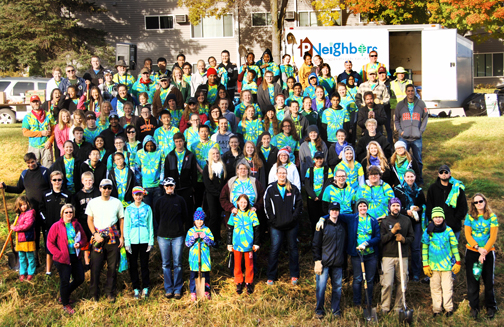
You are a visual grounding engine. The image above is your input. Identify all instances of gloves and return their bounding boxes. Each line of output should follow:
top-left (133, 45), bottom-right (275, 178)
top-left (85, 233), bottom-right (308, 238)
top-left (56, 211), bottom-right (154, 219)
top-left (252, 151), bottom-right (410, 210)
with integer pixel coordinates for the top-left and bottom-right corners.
top-left (395, 233), bottom-right (405, 243)
top-left (125, 245), bottom-right (132, 254)
top-left (146, 245), bottom-right (152, 252)
top-left (314, 260), bottom-right (323, 275)
top-left (227, 245), bottom-right (233, 252)
top-left (253, 245), bottom-right (260, 252)
top-left (452, 262), bottom-right (461, 275)
top-left (357, 241), bottom-right (368, 251)
top-left (315, 218), bottom-right (325, 231)
top-left (391, 222), bottom-right (401, 234)
top-left (423, 266), bottom-right (433, 278)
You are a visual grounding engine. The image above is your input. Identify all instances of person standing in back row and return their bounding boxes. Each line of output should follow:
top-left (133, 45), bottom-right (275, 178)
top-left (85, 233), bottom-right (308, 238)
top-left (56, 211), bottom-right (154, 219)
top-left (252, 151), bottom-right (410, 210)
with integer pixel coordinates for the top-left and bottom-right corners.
top-left (360, 51), bottom-right (388, 83)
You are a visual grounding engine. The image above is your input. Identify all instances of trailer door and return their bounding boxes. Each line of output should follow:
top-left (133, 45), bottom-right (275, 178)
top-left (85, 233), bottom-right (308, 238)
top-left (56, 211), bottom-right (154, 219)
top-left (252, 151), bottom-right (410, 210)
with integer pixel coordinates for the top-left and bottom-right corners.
top-left (421, 29), bottom-right (458, 101)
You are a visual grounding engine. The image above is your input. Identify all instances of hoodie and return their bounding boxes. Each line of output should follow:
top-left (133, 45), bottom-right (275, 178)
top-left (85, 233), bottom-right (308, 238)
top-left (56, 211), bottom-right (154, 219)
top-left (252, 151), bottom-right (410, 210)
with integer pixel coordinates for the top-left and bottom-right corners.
top-left (135, 135), bottom-right (165, 188)
top-left (80, 159), bottom-right (107, 189)
top-left (335, 146), bottom-right (365, 190)
top-left (256, 49), bottom-right (280, 80)
top-left (303, 73), bottom-right (319, 99)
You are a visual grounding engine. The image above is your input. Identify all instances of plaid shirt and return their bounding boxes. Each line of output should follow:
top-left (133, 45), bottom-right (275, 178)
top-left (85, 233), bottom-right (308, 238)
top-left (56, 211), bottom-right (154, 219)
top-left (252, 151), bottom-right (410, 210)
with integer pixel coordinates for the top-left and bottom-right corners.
top-left (356, 81), bottom-right (390, 107)
top-left (93, 225), bottom-right (120, 253)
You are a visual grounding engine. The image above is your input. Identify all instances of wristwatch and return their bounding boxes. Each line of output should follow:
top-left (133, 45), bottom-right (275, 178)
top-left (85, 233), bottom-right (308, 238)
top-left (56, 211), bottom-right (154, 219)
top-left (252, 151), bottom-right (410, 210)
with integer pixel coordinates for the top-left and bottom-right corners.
top-left (474, 244), bottom-right (479, 250)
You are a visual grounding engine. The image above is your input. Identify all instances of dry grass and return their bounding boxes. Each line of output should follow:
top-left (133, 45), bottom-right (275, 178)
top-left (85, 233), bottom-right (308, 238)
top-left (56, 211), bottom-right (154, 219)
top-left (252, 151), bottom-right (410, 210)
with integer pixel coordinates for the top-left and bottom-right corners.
top-left (0, 118), bottom-right (503, 326)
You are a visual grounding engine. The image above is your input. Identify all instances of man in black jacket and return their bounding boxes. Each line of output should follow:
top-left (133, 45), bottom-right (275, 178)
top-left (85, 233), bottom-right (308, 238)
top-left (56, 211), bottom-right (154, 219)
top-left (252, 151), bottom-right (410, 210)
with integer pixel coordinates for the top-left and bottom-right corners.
top-left (40, 170), bottom-right (70, 276)
top-left (218, 50), bottom-right (238, 98)
top-left (380, 197), bottom-right (414, 314)
top-left (0, 153), bottom-right (50, 262)
top-left (155, 177), bottom-right (188, 299)
top-left (164, 133), bottom-right (197, 223)
top-left (426, 165), bottom-right (468, 241)
top-left (86, 56), bottom-right (105, 87)
top-left (99, 114), bottom-right (125, 153)
top-left (312, 202), bottom-right (347, 319)
top-left (355, 118), bottom-right (392, 162)
top-left (357, 92), bottom-right (387, 133)
top-left (72, 127), bottom-right (93, 163)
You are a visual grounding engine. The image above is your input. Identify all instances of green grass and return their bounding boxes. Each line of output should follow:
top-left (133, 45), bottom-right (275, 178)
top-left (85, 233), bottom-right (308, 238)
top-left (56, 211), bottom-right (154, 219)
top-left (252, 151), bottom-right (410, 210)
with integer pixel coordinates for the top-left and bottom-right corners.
top-left (0, 118), bottom-right (503, 326)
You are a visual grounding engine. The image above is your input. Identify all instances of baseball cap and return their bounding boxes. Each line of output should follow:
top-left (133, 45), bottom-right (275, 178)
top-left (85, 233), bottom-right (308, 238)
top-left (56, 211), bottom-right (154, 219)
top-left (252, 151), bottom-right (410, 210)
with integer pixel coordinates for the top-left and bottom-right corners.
top-left (108, 114), bottom-right (119, 121)
top-left (85, 112), bottom-right (96, 120)
top-left (378, 66), bottom-right (387, 74)
top-left (187, 97), bottom-right (197, 104)
top-left (140, 67), bottom-right (150, 74)
top-left (329, 202), bottom-right (340, 211)
top-left (99, 179), bottom-right (113, 187)
top-left (314, 151), bottom-right (324, 159)
top-left (438, 165), bottom-right (450, 173)
top-left (368, 68), bottom-right (377, 75)
top-left (159, 74), bottom-right (169, 81)
top-left (161, 177), bottom-right (176, 186)
top-left (30, 95), bottom-right (41, 102)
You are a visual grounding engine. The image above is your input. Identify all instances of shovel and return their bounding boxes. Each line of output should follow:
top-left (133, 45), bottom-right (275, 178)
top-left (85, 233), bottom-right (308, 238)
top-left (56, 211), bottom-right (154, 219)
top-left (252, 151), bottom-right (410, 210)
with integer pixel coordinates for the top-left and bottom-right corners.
top-left (358, 250), bottom-right (378, 323)
top-left (398, 241), bottom-right (414, 324)
top-left (0, 214), bottom-right (20, 270)
top-left (195, 239), bottom-right (206, 299)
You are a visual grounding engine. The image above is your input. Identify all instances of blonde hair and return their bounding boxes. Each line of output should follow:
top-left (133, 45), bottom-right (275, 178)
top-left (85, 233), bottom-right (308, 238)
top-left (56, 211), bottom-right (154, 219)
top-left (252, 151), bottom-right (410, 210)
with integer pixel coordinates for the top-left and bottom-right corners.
top-left (58, 109), bottom-right (72, 131)
top-left (60, 204), bottom-right (75, 218)
top-left (241, 105), bottom-right (256, 123)
top-left (243, 141), bottom-right (263, 169)
top-left (276, 166), bottom-right (292, 192)
top-left (390, 148), bottom-right (412, 166)
top-left (365, 141), bottom-right (389, 171)
top-left (50, 170), bottom-right (63, 180)
top-left (14, 195), bottom-right (31, 214)
top-left (100, 101), bottom-right (112, 126)
top-left (207, 147), bottom-right (226, 180)
top-left (262, 70), bottom-right (274, 90)
top-left (72, 110), bottom-right (86, 129)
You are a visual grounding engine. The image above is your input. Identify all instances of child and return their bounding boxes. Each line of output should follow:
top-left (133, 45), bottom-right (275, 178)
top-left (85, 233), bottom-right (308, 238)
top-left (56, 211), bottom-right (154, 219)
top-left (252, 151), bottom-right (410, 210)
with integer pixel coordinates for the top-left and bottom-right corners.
top-left (286, 83), bottom-right (303, 108)
top-left (135, 135), bottom-right (164, 208)
top-left (84, 111), bottom-right (103, 144)
top-left (283, 76), bottom-right (296, 97)
top-left (154, 110), bottom-right (180, 157)
top-left (274, 94), bottom-right (287, 122)
top-left (237, 105), bottom-right (264, 144)
top-left (241, 70), bottom-right (258, 95)
top-left (135, 92), bottom-right (152, 117)
top-left (185, 208), bottom-right (214, 301)
top-left (12, 196), bottom-right (36, 281)
top-left (227, 194), bottom-right (260, 295)
top-left (422, 207), bottom-right (461, 317)
top-left (124, 187), bottom-right (154, 299)
top-left (321, 93), bottom-right (350, 145)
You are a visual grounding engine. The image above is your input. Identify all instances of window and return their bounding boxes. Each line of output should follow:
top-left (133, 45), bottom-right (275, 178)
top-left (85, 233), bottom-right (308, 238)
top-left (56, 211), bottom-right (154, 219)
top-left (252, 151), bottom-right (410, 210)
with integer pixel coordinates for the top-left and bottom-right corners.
top-left (252, 13), bottom-right (272, 26)
top-left (474, 53), bottom-right (504, 77)
top-left (13, 82), bottom-right (34, 96)
top-left (37, 82), bottom-right (47, 91)
top-left (191, 14), bottom-right (233, 38)
top-left (0, 82), bottom-right (10, 92)
top-left (145, 16), bottom-right (174, 30)
top-left (298, 11), bottom-right (341, 27)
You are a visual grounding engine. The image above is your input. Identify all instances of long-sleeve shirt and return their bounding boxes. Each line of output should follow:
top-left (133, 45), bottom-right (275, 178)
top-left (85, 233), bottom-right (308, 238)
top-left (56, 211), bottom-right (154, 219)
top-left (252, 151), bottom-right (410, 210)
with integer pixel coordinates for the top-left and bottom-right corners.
top-left (422, 226), bottom-right (460, 271)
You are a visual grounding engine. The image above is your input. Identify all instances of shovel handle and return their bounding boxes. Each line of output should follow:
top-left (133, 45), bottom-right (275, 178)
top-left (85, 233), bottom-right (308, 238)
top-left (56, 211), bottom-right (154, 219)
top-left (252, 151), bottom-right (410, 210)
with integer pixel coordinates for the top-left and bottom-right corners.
top-left (398, 241), bottom-right (407, 309)
top-left (1, 189), bottom-right (14, 252)
top-left (198, 240), bottom-right (202, 274)
top-left (0, 229), bottom-right (15, 260)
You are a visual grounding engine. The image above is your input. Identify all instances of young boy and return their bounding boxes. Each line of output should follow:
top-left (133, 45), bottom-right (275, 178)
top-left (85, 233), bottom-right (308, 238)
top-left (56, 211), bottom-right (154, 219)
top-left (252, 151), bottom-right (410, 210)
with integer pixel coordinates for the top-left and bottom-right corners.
top-left (72, 127), bottom-right (93, 163)
top-left (80, 149), bottom-right (107, 189)
top-left (312, 202), bottom-right (347, 319)
top-left (166, 94), bottom-right (184, 128)
top-left (241, 70), bottom-right (257, 95)
top-left (185, 208), bottom-right (214, 301)
top-left (135, 135), bottom-right (164, 208)
top-left (153, 110), bottom-right (180, 157)
top-left (286, 83), bottom-right (303, 108)
top-left (422, 207), bottom-right (461, 318)
top-left (84, 111), bottom-right (103, 144)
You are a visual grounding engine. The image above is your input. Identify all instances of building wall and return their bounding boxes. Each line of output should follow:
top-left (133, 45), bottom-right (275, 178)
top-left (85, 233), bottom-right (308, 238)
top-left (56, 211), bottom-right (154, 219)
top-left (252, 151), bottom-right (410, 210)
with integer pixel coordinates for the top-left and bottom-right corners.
top-left (471, 34), bottom-right (504, 86)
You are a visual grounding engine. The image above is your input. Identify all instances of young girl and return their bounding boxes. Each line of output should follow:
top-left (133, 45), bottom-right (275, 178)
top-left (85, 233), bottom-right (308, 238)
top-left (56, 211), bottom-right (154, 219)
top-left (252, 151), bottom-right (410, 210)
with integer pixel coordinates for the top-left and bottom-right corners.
top-left (125, 125), bottom-right (141, 158)
top-left (221, 135), bottom-right (243, 178)
top-left (227, 194), bottom-right (260, 295)
top-left (318, 63), bottom-right (335, 96)
top-left (185, 208), bottom-right (214, 301)
top-left (311, 86), bottom-right (330, 114)
top-left (55, 109), bottom-right (72, 156)
top-left (336, 146), bottom-right (365, 190)
top-left (327, 129), bottom-right (349, 168)
top-left (69, 109), bottom-right (86, 141)
top-left (300, 96), bottom-right (318, 126)
top-left (107, 136), bottom-right (132, 170)
top-left (280, 55), bottom-right (297, 91)
top-left (179, 98), bottom-right (208, 133)
top-left (346, 75), bottom-right (359, 98)
top-left (135, 92), bottom-right (152, 117)
top-left (321, 93), bottom-right (349, 145)
top-left (238, 106), bottom-right (264, 144)
top-left (268, 147), bottom-right (301, 191)
top-left (271, 119), bottom-right (299, 164)
top-left (299, 125), bottom-right (328, 180)
top-left (11, 196), bottom-right (36, 281)
top-left (196, 90), bottom-right (210, 116)
top-left (78, 86), bottom-right (103, 113)
top-left (98, 101), bottom-right (112, 130)
top-left (182, 62), bottom-right (193, 86)
top-left (283, 76), bottom-right (296, 97)
top-left (119, 102), bottom-right (138, 128)
top-left (93, 136), bottom-right (109, 162)
top-left (234, 90), bottom-right (261, 121)
top-left (243, 141), bottom-right (266, 187)
top-left (124, 187), bottom-right (154, 299)
top-left (263, 108), bottom-right (280, 136)
top-left (389, 141), bottom-right (419, 188)
top-left (217, 85), bottom-right (235, 114)
top-left (206, 106), bottom-right (222, 135)
top-left (274, 94), bottom-right (287, 122)
top-left (361, 141), bottom-right (391, 184)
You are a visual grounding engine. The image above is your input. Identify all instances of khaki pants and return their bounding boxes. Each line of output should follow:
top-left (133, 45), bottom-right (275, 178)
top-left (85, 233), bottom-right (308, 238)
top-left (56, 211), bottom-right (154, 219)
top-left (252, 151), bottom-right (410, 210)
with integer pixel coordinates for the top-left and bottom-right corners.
top-left (430, 270), bottom-right (453, 313)
top-left (381, 257), bottom-right (408, 311)
top-left (28, 145), bottom-right (53, 168)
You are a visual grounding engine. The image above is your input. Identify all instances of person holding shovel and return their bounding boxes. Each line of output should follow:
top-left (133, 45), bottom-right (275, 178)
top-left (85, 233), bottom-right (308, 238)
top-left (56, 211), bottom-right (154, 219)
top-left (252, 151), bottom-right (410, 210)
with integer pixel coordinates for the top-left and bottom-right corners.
top-left (379, 197), bottom-right (414, 314)
top-left (185, 208), bottom-right (214, 301)
top-left (11, 196), bottom-right (37, 281)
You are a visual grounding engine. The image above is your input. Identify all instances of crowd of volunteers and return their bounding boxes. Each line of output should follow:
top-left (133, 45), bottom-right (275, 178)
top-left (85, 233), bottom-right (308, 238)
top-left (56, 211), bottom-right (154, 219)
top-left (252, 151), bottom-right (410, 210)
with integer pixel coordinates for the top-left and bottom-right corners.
top-left (0, 50), bottom-right (497, 320)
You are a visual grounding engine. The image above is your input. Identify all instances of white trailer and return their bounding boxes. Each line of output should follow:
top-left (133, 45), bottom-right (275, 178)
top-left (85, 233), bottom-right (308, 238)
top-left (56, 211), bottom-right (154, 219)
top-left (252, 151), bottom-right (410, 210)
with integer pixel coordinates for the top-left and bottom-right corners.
top-left (285, 24), bottom-right (473, 109)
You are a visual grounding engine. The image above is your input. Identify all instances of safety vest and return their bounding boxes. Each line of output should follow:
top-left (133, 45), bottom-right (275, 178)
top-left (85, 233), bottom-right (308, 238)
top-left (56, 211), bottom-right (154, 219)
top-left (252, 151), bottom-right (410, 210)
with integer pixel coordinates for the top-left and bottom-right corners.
top-left (361, 62), bottom-right (386, 82)
top-left (390, 79), bottom-right (413, 108)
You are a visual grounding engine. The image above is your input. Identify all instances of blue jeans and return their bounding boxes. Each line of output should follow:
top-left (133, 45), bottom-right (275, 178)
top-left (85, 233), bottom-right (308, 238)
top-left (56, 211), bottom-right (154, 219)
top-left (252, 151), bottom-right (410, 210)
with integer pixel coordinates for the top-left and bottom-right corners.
top-left (144, 187), bottom-right (162, 209)
top-left (19, 251), bottom-right (36, 275)
top-left (316, 266), bottom-right (343, 316)
top-left (411, 223), bottom-right (422, 278)
top-left (399, 137), bottom-right (423, 184)
top-left (157, 236), bottom-right (184, 294)
top-left (189, 271), bottom-right (210, 293)
top-left (267, 224), bottom-right (299, 281)
top-left (351, 253), bottom-right (377, 305)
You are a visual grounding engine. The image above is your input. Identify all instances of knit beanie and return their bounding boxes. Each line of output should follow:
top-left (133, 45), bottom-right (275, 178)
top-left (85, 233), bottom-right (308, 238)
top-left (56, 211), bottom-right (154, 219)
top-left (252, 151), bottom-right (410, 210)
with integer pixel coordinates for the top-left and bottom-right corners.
top-left (388, 197), bottom-right (402, 212)
top-left (394, 140), bottom-right (407, 150)
top-left (355, 198), bottom-right (369, 211)
top-left (207, 68), bottom-right (217, 76)
top-left (193, 207), bottom-right (206, 221)
top-left (431, 207), bottom-right (445, 219)
top-left (307, 125), bottom-right (319, 135)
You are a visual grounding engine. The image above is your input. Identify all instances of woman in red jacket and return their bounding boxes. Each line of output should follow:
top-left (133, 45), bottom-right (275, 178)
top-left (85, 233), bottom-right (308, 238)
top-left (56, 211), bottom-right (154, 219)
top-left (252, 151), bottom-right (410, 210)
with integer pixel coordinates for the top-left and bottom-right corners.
top-left (47, 204), bottom-right (88, 315)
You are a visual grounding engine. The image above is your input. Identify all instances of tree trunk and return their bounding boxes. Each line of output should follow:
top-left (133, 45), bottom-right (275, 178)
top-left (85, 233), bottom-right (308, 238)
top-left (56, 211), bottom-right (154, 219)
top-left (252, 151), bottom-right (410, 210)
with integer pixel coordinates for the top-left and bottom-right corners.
top-left (272, 0), bottom-right (289, 64)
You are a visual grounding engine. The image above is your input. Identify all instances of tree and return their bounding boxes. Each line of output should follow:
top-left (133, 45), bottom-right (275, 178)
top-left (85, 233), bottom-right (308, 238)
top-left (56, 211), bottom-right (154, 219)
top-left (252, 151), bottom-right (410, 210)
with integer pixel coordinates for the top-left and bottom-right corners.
top-left (178, 0), bottom-right (289, 63)
top-left (0, 0), bottom-right (110, 76)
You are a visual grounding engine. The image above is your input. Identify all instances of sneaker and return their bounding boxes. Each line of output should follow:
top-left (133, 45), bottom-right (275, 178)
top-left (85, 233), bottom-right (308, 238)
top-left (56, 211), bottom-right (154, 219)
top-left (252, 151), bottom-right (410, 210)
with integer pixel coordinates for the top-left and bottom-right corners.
top-left (236, 283), bottom-right (244, 295)
top-left (266, 280), bottom-right (274, 286)
top-left (58, 297), bottom-right (75, 305)
top-left (165, 293), bottom-right (174, 299)
top-left (315, 313), bottom-right (324, 320)
top-left (470, 308), bottom-right (478, 320)
top-left (246, 283), bottom-right (254, 295)
top-left (421, 277), bottom-right (430, 284)
top-left (204, 292), bottom-right (211, 300)
top-left (433, 312), bottom-right (440, 318)
top-left (133, 289), bottom-right (140, 300)
top-left (291, 277), bottom-right (298, 285)
top-left (27, 275), bottom-right (33, 281)
top-left (174, 293), bottom-right (182, 300)
top-left (142, 288), bottom-right (149, 299)
top-left (190, 293), bottom-right (197, 302)
top-left (45, 272), bottom-right (52, 278)
top-left (487, 307), bottom-right (497, 319)
top-left (107, 296), bottom-right (116, 303)
top-left (84, 264), bottom-right (91, 272)
top-left (412, 276), bottom-right (420, 282)
top-left (62, 305), bottom-right (75, 315)
top-left (445, 311), bottom-right (453, 318)
top-left (19, 275), bottom-right (25, 282)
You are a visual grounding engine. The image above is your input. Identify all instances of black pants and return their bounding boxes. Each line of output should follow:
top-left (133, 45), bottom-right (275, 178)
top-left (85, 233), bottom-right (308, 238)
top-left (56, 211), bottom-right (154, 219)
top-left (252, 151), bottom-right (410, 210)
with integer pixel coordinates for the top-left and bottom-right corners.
top-left (206, 193), bottom-right (222, 243)
top-left (465, 249), bottom-right (497, 311)
top-left (194, 182), bottom-right (205, 209)
top-left (384, 105), bottom-right (393, 144)
top-left (90, 242), bottom-right (119, 299)
top-left (176, 188), bottom-right (195, 232)
top-left (307, 198), bottom-right (324, 236)
top-left (54, 254), bottom-right (84, 306)
top-left (128, 243), bottom-right (150, 290)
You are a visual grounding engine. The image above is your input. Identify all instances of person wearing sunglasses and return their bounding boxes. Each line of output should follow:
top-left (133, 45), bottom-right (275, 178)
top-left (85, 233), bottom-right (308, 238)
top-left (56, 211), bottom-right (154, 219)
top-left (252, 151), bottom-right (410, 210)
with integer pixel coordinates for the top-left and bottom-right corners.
top-left (61, 65), bottom-right (86, 97)
top-left (426, 165), bottom-right (468, 243)
top-left (86, 179), bottom-right (125, 303)
top-left (359, 50), bottom-right (389, 83)
top-left (336, 60), bottom-right (362, 86)
top-left (41, 170), bottom-right (71, 277)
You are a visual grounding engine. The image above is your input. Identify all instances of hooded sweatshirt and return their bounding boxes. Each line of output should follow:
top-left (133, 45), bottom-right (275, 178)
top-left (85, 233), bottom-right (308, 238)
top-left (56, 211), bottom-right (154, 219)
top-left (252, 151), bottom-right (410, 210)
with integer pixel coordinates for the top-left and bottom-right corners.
top-left (303, 73), bottom-right (320, 99)
top-left (335, 146), bottom-right (365, 190)
top-left (135, 135), bottom-right (165, 188)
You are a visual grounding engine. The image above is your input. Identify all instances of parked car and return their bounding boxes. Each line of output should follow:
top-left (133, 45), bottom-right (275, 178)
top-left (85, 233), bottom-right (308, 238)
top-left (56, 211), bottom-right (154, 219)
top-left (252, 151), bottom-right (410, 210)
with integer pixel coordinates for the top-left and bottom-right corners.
top-left (0, 77), bottom-right (50, 124)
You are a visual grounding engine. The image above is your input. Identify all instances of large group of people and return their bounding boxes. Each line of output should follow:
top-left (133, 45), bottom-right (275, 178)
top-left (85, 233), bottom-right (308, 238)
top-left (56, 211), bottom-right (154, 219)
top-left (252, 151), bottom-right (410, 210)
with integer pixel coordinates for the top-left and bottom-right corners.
top-left (0, 49), bottom-right (497, 321)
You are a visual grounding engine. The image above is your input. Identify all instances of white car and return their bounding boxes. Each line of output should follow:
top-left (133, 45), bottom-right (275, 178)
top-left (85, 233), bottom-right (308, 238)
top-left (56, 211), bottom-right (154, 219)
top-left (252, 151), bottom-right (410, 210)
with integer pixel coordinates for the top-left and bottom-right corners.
top-left (0, 77), bottom-right (50, 124)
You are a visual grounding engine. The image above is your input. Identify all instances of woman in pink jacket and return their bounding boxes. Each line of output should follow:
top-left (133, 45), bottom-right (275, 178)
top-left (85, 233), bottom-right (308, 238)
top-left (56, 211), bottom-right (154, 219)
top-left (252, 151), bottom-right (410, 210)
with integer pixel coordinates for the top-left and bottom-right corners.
top-left (47, 204), bottom-right (88, 315)
top-left (54, 109), bottom-right (72, 157)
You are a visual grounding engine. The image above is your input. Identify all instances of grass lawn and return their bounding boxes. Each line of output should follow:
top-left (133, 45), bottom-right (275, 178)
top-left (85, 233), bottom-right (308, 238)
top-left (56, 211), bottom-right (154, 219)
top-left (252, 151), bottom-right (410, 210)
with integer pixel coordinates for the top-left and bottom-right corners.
top-left (0, 117), bottom-right (503, 326)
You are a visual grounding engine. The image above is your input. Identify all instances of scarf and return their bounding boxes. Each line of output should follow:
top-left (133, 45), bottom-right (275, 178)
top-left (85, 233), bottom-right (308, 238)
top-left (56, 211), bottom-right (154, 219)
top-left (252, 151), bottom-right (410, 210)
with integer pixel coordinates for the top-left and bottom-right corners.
top-left (445, 177), bottom-right (465, 208)
top-left (369, 155), bottom-right (380, 167)
top-left (395, 156), bottom-right (409, 184)
top-left (31, 109), bottom-right (46, 124)
top-left (335, 141), bottom-right (348, 155)
top-left (116, 94), bottom-right (133, 104)
top-left (426, 221), bottom-right (446, 237)
top-left (403, 182), bottom-right (420, 209)
top-left (211, 161), bottom-right (224, 178)
top-left (140, 78), bottom-right (152, 84)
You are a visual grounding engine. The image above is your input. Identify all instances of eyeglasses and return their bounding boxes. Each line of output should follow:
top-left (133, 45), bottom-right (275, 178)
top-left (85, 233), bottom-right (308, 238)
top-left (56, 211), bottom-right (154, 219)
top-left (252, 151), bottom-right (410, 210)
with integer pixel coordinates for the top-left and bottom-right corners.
top-left (52, 179), bottom-right (63, 182)
top-left (127, 131), bottom-right (136, 134)
top-left (379, 72), bottom-right (386, 74)
top-left (66, 69), bottom-right (75, 72)
top-left (336, 175), bottom-right (346, 179)
top-left (345, 61), bottom-right (352, 64)
top-left (369, 55), bottom-right (377, 57)
top-left (369, 73), bottom-right (377, 76)
top-left (63, 211), bottom-right (73, 215)
top-left (473, 200), bottom-right (485, 204)
top-left (439, 170), bottom-right (449, 175)
top-left (101, 185), bottom-right (113, 190)
top-left (142, 72), bottom-right (150, 75)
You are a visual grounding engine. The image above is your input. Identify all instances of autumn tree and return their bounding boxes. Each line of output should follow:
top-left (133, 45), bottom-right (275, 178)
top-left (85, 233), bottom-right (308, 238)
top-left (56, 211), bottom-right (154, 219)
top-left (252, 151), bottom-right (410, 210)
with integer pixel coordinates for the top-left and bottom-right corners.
top-left (0, 0), bottom-right (111, 76)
